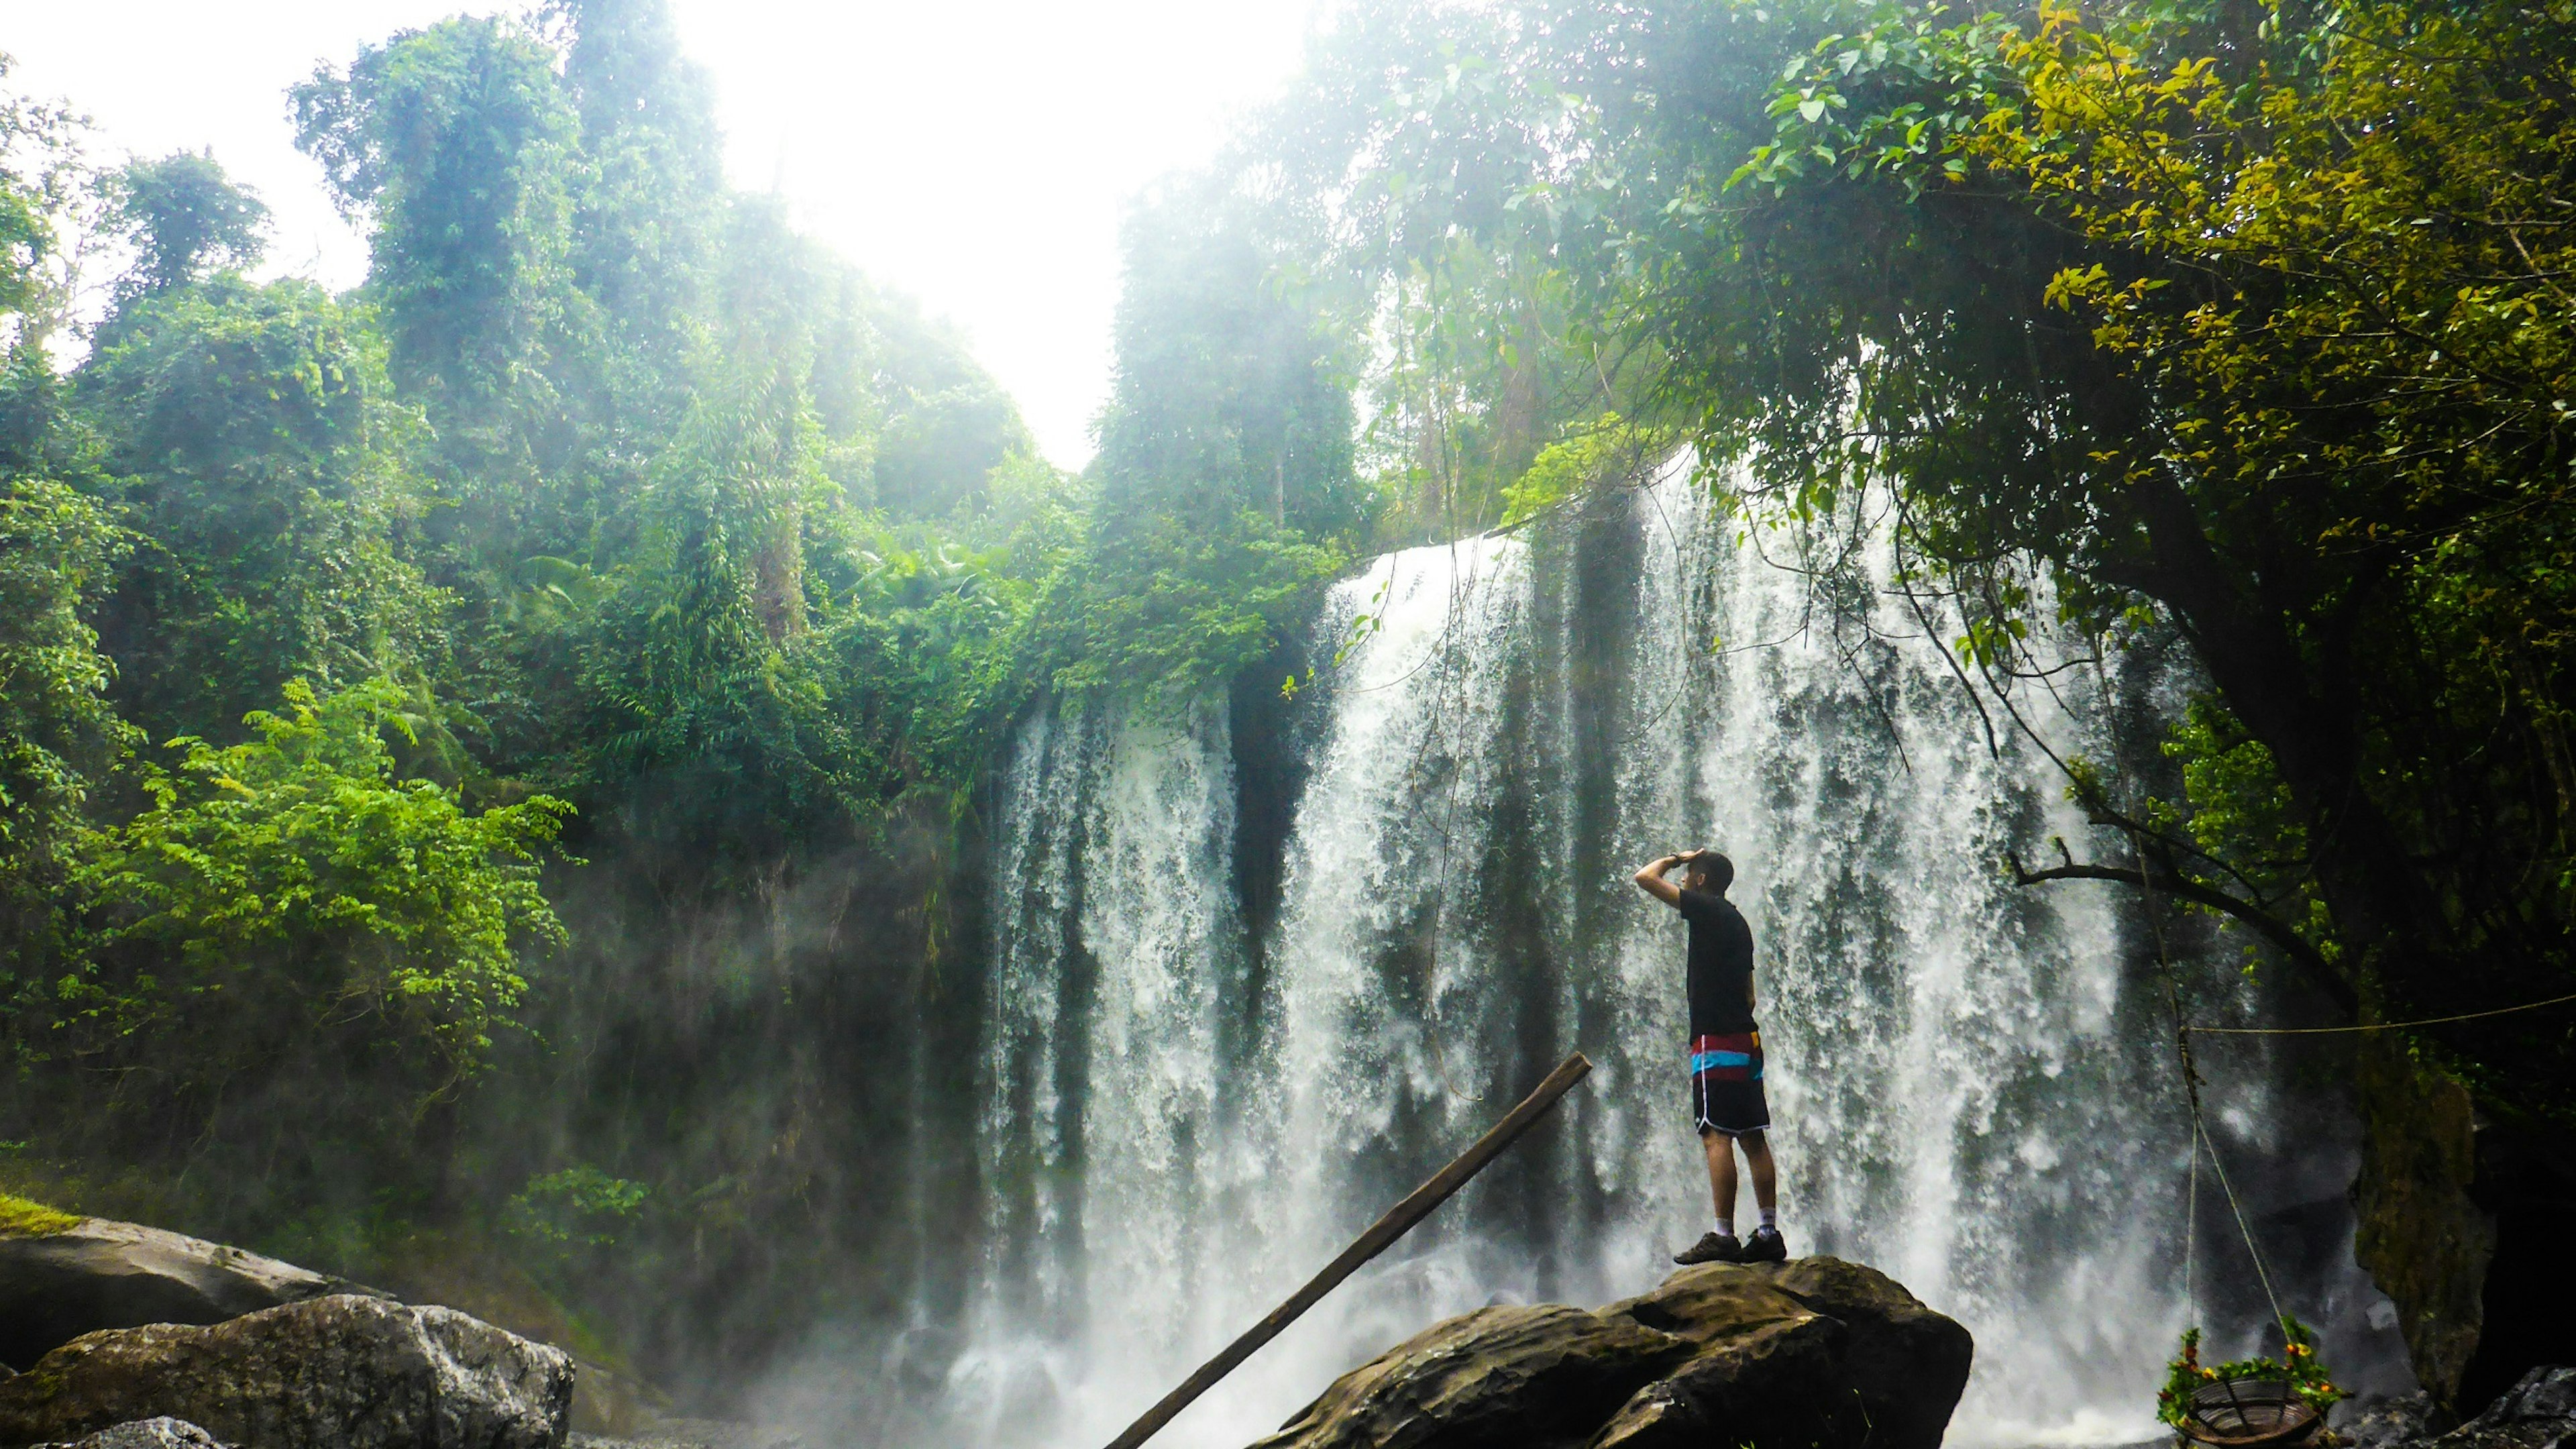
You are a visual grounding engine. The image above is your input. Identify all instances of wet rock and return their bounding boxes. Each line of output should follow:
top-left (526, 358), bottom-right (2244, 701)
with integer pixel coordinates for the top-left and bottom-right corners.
top-left (0, 1293), bottom-right (573, 1449)
top-left (32, 1419), bottom-right (227, 1449)
top-left (2421, 1366), bottom-right (2576, 1449)
top-left (1256, 1302), bottom-right (1700, 1449)
top-left (1250, 1257), bottom-right (1972, 1449)
top-left (0, 1216), bottom-right (363, 1372)
top-left (566, 1424), bottom-right (803, 1449)
top-left (2341, 1390), bottom-right (2449, 1448)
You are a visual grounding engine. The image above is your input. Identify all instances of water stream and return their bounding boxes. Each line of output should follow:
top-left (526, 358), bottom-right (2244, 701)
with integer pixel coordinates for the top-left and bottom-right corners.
top-left (928, 455), bottom-right (2408, 1448)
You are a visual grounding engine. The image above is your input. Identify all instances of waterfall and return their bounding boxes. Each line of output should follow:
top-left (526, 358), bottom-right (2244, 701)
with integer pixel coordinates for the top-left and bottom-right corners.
top-left (936, 454), bottom-right (2408, 1448)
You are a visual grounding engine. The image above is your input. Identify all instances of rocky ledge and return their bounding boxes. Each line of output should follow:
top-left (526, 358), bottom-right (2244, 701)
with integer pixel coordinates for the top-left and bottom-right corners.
top-left (1251, 1256), bottom-right (1972, 1449)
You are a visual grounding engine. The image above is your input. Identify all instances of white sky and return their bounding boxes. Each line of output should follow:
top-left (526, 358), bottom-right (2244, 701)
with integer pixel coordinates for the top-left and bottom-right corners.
top-left (4, 0), bottom-right (1324, 466)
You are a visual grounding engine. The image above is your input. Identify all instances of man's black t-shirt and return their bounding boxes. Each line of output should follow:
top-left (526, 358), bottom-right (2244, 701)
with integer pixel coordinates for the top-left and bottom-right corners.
top-left (1676, 888), bottom-right (1756, 1035)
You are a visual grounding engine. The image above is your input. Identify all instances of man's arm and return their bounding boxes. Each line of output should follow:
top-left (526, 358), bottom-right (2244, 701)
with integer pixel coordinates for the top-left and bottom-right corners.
top-left (1631, 851), bottom-right (1694, 907)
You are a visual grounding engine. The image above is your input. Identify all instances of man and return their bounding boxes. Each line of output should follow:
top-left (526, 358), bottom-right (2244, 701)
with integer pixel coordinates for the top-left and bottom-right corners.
top-left (1633, 847), bottom-right (1784, 1266)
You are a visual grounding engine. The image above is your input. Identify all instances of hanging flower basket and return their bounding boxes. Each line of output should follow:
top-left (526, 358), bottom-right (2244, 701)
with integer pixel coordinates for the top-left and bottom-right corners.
top-left (2160, 1322), bottom-right (2345, 1449)
top-left (2177, 1377), bottom-right (2325, 1448)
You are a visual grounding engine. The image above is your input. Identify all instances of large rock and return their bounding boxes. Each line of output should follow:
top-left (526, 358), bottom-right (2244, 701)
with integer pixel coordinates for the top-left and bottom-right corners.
top-left (32, 1419), bottom-right (227, 1449)
top-left (0, 1294), bottom-right (574, 1449)
top-left (0, 1217), bottom-right (358, 1371)
top-left (1251, 1257), bottom-right (1972, 1449)
top-left (2418, 1366), bottom-right (2576, 1449)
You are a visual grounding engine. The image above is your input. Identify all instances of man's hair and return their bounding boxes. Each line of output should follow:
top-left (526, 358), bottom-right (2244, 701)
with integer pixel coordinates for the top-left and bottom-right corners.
top-left (1686, 852), bottom-right (1735, 894)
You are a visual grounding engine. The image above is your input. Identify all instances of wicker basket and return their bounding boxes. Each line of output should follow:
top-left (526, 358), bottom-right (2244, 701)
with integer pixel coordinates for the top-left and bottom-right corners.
top-left (2180, 1377), bottom-right (2325, 1448)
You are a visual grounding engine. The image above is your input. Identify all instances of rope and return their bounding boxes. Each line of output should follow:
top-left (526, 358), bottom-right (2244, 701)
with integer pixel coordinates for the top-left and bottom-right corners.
top-left (2131, 828), bottom-right (2293, 1340)
top-left (2195, 1115), bottom-right (2290, 1336)
top-left (2187, 989), bottom-right (2576, 1036)
top-left (2184, 1115), bottom-right (2200, 1313)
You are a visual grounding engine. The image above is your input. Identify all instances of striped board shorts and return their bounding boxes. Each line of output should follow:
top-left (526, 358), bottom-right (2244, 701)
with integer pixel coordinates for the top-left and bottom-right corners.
top-left (1689, 1031), bottom-right (1770, 1136)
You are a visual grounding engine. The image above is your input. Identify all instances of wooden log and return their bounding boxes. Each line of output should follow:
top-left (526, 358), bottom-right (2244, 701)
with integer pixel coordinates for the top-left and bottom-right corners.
top-left (1099, 1050), bottom-right (1595, 1449)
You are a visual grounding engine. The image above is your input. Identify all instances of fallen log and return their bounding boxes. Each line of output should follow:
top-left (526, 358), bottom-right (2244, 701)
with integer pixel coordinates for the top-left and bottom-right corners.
top-left (1101, 1050), bottom-right (1595, 1449)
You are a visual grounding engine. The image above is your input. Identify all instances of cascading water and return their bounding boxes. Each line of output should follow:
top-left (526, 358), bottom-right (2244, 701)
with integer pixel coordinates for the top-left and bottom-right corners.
top-left (935, 454), bottom-right (2409, 1448)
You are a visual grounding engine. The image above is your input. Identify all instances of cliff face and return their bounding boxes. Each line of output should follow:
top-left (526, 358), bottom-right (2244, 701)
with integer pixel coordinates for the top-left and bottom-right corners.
top-left (2355, 1040), bottom-right (2497, 1409)
top-left (2353, 1035), bottom-right (2576, 1413)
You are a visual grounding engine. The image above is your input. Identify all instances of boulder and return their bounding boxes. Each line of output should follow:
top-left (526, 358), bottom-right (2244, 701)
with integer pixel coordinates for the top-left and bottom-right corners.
top-left (0, 1294), bottom-right (574, 1449)
top-left (2419, 1366), bottom-right (2576, 1449)
top-left (0, 1216), bottom-right (360, 1371)
top-left (32, 1419), bottom-right (227, 1449)
top-left (1251, 1257), bottom-right (1972, 1449)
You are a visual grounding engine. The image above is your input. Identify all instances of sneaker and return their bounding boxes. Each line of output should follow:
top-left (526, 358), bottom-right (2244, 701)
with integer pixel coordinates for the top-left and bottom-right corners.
top-left (1741, 1224), bottom-right (1787, 1263)
top-left (1673, 1230), bottom-right (1741, 1266)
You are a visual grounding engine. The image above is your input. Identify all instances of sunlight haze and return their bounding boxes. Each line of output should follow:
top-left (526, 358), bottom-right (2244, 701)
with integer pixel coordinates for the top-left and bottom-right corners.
top-left (6, 0), bottom-right (1322, 465)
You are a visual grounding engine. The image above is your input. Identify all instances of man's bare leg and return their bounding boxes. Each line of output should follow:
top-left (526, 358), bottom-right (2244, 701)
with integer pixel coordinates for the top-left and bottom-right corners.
top-left (1701, 1128), bottom-right (1738, 1224)
top-left (1741, 1131), bottom-right (1777, 1217)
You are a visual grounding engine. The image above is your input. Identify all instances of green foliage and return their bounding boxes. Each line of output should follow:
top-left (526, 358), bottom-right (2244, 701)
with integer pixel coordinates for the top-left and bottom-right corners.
top-left (293, 16), bottom-right (580, 466)
top-left (0, 479), bottom-right (133, 930)
top-left (505, 1165), bottom-right (648, 1250)
top-left (1044, 180), bottom-right (1372, 708)
top-left (869, 378), bottom-right (1032, 520)
top-left (98, 152), bottom-right (268, 309)
top-left (1249, 11), bottom-right (1666, 543)
top-left (0, 56), bottom-right (83, 348)
top-left (1357, 239), bottom-right (1629, 543)
top-left (2158, 1320), bottom-right (2347, 1430)
top-left (1499, 415), bottom-right (1676, 527)
top-left (1728, 3), bottom-right (2021, 197)
top-left (2156, 700), bottom-right (2318, 952)
top-left (0, 50), bottom-right (127, 1093)
top-left (1039, 513), bottom-right (1344, 706)
top-left (59, 678), bottom-right (568, 1101)
top-left (549, 0), bottom-right (722, 428)
top-left (82, 277), bottom-right (446, 742)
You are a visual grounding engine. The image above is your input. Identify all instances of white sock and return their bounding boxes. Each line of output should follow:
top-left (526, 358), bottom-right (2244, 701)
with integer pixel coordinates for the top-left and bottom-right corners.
top-left (1758, 1210), bottom-right (1778, 1231)
top-left (1715, 1218), bottom-right (1735, 1239)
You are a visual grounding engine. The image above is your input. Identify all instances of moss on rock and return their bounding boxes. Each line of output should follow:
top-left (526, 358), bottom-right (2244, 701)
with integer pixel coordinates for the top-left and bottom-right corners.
top-left (0, 1194), bottom-right (81, 1239)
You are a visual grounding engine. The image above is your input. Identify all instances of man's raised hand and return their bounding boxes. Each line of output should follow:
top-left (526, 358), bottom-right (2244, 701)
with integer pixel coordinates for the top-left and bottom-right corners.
top-left (1633, 852), bottom-right (1688, 906)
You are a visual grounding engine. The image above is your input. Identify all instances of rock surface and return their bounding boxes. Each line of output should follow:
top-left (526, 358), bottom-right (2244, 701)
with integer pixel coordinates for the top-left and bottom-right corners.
top-left (2342, 1391), bottom-right (2450, 1449)
top-left (0, 1217), bottom-right (360, 1372)
top-left (0, 1293), bottom-right (574, 1449)
top-left (2416, 1366), bottom-right (2576, 1449)
top-left (31, 1419), bottom-right (227, 1449)
top-left (1250, 1257), bottom-right (1972, 1449)
top-left (566, 1424), bottom-right (804, 1449)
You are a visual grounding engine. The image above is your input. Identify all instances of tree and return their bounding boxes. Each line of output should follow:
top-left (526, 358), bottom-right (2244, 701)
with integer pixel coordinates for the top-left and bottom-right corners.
top-left (79, 277), bottom-right (447, 745)
top-left (1097, 181), bottom-right (1367, 542)
top-left (1032, 182), bottom-right (1367, 704)
top-left (1644, 0), bottom-right (2576, 1090)
top-left (0, 479), bottom-right (131, 968)
top-left (1253, 3), bottom-right (1662, 541)
top-left (0, 54), bottom-right (129, 982)
top-left (292, 17), bottom-right (580, 478)
top-left (549, 0), bottom-right (724, 470)
top-left (32, 678), bottom-right (568, 1195)
top-left (869, 378), bottom-right (1032, 521)
top-left (97, 152), bottom-right (267, 312)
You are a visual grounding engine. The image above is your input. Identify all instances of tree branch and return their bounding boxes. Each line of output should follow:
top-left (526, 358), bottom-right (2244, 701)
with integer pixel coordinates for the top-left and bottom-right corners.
top-left (2006, 851), bottom-right (2359, 1016)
